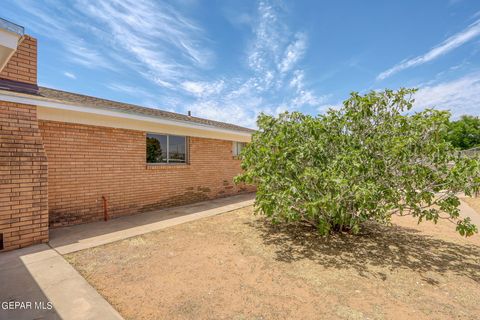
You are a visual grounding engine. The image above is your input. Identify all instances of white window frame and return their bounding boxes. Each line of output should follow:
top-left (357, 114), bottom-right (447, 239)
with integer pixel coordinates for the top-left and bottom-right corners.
top-left (232, 141), bottom-right (246, 157)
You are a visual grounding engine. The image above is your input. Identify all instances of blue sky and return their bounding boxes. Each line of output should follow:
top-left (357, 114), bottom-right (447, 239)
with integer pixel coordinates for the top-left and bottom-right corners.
top-left (3, 0), bottom-right (480, 128)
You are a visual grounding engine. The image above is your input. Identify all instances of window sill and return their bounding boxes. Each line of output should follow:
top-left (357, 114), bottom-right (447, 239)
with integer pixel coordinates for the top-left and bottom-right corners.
top-left (146, 163), bottom-right (190, 170)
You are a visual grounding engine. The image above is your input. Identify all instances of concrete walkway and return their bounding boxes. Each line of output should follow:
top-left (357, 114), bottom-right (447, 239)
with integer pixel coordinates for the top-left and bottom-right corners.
top-left (49, 193), bottom-right (255, 254)
top-left (0, 244), bottom-right (123, 320)
top-left (0, 193), bottom-right (255, 320)
top-left (0, 194), bottom-right (477, 320)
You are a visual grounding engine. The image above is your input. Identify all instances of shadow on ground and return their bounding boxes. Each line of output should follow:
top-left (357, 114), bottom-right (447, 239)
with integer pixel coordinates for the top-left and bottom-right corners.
top-left (50, 193), bottom-right (255, 253)
top-left (248, 219), bottom-right (480, 284)
top-left (0, 245), bottom-right (61, 320)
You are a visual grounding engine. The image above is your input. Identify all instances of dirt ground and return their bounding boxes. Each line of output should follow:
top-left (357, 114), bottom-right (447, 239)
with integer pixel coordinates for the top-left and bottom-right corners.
top-left (462, 196), bottom-right (480, 215)
top-left (65, 205), bottom-right (480, 320)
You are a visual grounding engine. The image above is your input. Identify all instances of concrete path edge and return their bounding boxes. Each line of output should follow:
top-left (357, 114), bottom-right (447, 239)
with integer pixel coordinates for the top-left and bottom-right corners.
top-left (50, 193), bottom-right (255, 254)
top-left (0, 244), bottom-right (123, 320)
top-left (1, 194), bottom-right (256, 320)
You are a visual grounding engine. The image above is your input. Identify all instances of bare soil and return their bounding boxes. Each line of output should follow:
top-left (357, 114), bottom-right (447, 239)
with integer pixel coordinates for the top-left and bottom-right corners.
top-left (462, 196), bottom-right (480, 215)
top-left (65, 206), bottom-right (480, 320)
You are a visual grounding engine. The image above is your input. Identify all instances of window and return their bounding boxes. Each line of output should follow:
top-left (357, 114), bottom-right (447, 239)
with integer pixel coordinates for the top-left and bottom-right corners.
top-left (232, 141), bottom-right (246, 157)
top-left (146, 134), bottom-right (187, 164)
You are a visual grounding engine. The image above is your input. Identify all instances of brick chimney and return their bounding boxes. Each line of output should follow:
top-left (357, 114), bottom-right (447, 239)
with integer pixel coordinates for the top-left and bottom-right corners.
top-left (0, 17), bottom-right (38, 94)
top-left (0, 35), bottom-right (37, 85)
top-left (0, 19), bottom-right (48, 251)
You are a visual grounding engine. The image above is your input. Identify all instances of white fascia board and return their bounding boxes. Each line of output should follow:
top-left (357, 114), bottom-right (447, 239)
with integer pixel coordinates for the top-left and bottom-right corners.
top-left (0, 29), bottom-right (22, 72)
top-left (0, 29), bottom-right (20, 49)
top-left (0, 91), bottom-right (252, 138)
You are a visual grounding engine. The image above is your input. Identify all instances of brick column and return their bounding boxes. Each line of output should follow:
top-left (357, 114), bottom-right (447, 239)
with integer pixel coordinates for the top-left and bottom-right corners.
top-left (0, 101), bottom-right (48, 251)
top-left (0, 35), bottom-right (37, 85)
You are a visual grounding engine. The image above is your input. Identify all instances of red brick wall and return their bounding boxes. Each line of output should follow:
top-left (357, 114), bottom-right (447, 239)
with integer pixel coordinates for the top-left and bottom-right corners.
top-left (0, 101), bottom-right (48, 251)
top-left (38, 120), bottom-right (253, 227)
top-left (0, 35), bottom-right (37, 85)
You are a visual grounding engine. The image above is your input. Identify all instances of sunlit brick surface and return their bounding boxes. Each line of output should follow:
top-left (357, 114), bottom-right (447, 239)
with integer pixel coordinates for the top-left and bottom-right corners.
top-left (0, 35), bottom-right (37, 85)
top-left (0, 101), bottom-right (48, 251)
top-left (39, 121), bottom-right (254, 227)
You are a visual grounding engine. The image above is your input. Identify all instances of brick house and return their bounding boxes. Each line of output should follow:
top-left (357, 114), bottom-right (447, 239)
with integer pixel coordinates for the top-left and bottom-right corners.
top-left (0, 20), bottom-right (254, 251)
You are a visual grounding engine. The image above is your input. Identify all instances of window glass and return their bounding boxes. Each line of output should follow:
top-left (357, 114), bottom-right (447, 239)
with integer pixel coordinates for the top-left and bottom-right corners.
top-left (146, 134), bottom-right (187, 164)
top-left (169, 135), bottom-right (186, 163)
top-left (233, 142), bottom-right (246, 156)
top-left (147, 134), bottom-right (167, 163)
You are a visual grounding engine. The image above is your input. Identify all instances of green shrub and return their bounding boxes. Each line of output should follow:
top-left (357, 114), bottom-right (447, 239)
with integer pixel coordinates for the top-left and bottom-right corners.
top-left (445, 115), bottom-right (480, 150)
top-left (236, 89), bottom-right (479, 236)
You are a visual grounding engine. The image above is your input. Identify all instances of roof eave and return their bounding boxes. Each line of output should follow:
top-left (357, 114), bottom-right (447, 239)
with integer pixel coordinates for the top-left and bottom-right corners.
top-left (0, 89), bottom-right (253, 138)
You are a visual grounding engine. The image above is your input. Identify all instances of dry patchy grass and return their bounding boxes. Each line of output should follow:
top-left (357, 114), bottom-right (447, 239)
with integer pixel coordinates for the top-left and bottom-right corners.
top-left (65, 206), bottom-right (480, 320)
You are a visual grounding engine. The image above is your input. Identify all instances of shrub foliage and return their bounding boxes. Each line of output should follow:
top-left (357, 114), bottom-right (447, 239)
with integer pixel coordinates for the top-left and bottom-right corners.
top-left (445, 115), bottom-right (480, 150)
top-left (236, 89), bottom-right (480, 236)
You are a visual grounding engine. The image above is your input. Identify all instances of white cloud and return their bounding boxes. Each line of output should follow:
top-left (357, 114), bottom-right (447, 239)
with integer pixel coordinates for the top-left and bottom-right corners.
top-left (279, 32), bottom-right (307, 73)
top-left (78, 0), bottom-right (214, 87)
top-left (106, 83), bottom-right (156, 98)
top-left (292, 90), bottom-right (325, 107)
top-left (317, 102), bottom-right (343, 114)
top-left (247, 0), bottom-right (286, 73)
top-left (14, 0), bottom-right (214, 87)
top-left (181, 80), bottom-right (225, 97)
top-left (187, 100), bottom-right (260, 128)
top-left (64, 39), bottom-right (117, 71)
top-left (8, 0), bottom-right (326, 128)
top-left (17, 1), bottom-right (66, 34)
top-left (179, 0), bottom-right (325, 128)
top-left (377, 19), bottom-right (480, 80)
top-left (225, 11), bottom-right (253, 28)
top-left (12, 1), bottom-right (117, 71)
top-left (289, 69), bottom-right (305, 90)
top-left (414, 72), bottom-right (480, 117)
top-left (63, 71), bottom-right (76, 79)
